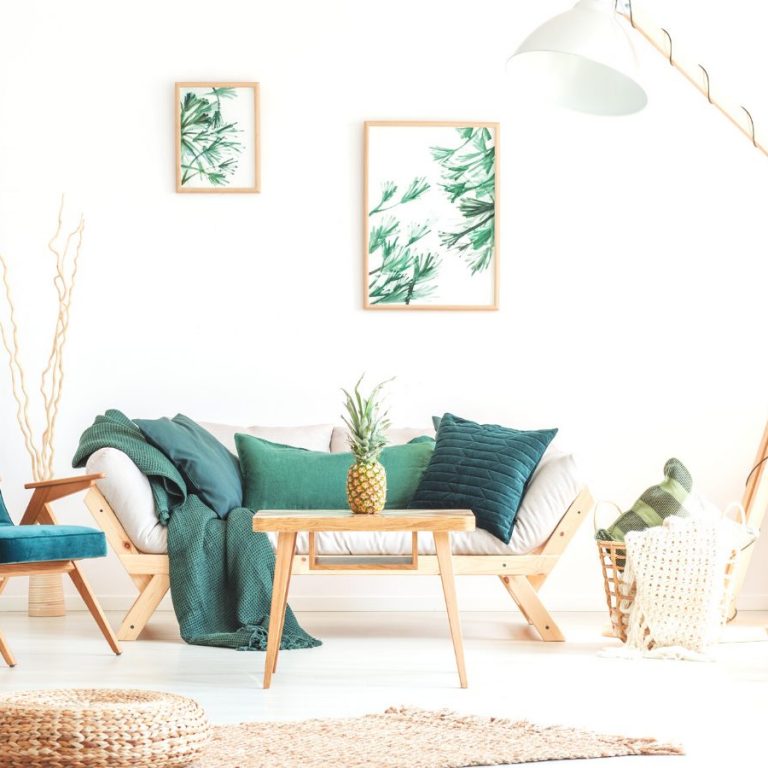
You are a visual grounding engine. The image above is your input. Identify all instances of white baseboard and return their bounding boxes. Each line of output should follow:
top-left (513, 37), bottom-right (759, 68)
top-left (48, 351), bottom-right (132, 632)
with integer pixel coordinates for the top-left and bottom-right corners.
top-left (735, 594), bottom-right (768, 611)
top-left (0, 594), bottom-right (157, 612)
top-left (2, 593), bottom-right (767, 612)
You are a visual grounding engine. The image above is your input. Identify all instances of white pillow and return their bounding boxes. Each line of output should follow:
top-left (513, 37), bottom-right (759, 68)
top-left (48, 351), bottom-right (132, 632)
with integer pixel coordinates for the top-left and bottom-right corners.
top-left (200, 423), bottom-right (334, 453)
top-left (330, 425), bottom-right (434, 453)
top-left (86, 447), bottom-right (168, 554)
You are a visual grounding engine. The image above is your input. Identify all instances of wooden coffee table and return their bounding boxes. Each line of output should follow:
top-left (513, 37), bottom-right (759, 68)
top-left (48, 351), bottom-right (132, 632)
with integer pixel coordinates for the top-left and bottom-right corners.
top-left (252, 509), bottom-right (475, 689)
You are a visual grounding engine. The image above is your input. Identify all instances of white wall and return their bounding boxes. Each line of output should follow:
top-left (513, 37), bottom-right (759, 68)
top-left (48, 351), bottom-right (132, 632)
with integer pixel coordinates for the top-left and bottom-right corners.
top-left (0, 0), bottom-right (766, 614)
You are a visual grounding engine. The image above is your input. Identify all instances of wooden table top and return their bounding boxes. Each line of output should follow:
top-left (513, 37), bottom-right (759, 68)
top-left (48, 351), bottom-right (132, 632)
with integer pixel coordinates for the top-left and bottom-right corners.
top-left (252, 509), bottom-right (476, 533)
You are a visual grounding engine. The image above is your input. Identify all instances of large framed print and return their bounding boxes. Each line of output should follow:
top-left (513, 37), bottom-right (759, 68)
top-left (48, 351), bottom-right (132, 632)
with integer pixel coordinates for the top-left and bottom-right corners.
top-left (364, 121), bottom-right (499, 310)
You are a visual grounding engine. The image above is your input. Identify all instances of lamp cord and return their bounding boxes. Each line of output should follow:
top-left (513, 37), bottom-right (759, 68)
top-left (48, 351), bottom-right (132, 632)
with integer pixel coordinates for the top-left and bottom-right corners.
top-left (745, 456), bottom-right (768, 488)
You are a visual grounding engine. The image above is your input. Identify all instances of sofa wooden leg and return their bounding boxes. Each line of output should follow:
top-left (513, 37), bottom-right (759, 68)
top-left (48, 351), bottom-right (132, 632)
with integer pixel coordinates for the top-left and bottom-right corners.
top-left (119, 574), bottom-right (170, 641)
top-left (68, 563), bottom-right (122, 655)
top-left (499, 574), bottom-right (564, 642)
top-left (498, 575), bottom-right (533, 625)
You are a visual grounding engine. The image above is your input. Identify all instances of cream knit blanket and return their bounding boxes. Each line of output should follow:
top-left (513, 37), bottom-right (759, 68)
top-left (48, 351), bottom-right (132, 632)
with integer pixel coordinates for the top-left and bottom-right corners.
top-left (619, 518), bottom-right (737, 659)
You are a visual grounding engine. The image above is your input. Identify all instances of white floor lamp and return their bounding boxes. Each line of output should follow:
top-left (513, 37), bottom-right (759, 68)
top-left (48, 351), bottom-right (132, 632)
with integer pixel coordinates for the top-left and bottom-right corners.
top-left (506, 0), bottom-right (767, 616)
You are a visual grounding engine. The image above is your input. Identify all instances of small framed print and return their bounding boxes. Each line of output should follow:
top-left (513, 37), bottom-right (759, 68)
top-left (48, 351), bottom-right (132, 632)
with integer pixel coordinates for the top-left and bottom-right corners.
top-left (175, 82), bottom-right (260, 193)
top-left (364, 121), bottom-right (499, 310)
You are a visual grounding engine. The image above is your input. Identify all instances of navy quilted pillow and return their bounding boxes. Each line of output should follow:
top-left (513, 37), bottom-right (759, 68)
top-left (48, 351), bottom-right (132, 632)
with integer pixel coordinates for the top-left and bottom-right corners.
top-left (410, 413), bottom-right (557, 543)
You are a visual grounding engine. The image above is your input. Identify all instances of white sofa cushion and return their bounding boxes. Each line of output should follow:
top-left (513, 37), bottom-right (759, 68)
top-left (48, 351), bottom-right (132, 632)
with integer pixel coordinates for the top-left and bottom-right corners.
top-left (507, 451), bottom-right (581, 553)
top-left (267, 451), bottom-right (581, 556)
top-left (86, 429), bottom-right (582, 556)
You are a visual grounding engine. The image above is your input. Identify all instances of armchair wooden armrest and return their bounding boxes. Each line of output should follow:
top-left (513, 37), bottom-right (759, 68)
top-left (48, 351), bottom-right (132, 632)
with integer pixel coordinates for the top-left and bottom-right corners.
top-left (20, 473), bottom-right (105, 525)
top-left (24, 473), bottom-right (104, 490)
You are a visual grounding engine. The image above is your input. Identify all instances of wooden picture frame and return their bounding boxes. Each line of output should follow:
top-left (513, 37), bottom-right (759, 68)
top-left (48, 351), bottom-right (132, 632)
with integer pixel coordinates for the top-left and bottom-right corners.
top-left (364, 121), bottom-right (500, 311)
top-left (175, 81), bottom-right (261, 193)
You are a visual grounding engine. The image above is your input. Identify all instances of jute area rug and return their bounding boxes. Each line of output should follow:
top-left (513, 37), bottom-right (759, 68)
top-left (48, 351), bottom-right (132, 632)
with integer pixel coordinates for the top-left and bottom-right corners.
top-left (197, 706), bottom-right (683, 767)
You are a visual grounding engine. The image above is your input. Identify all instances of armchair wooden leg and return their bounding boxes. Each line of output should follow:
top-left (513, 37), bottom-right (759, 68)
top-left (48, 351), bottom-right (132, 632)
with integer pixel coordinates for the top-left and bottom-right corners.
top-left (68, 563), bottom-right (121, 655)
top-left (0, 629), bottom-right (16, 667)
top-left (118, 574), bottom-right (170, 641)
top-left (499, 574), bottom-right (564, 642)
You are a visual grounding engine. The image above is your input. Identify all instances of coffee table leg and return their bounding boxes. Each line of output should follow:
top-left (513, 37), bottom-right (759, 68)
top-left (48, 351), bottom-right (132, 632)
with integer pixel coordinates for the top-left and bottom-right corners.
top-left (272, 532), bottom-right (296, 674)
top-left (263, 531), bottom-right (295, 688)
top-left (433, 531), bottom-right (468, 688)
top-left (0, 629), bottom-right (16, 667)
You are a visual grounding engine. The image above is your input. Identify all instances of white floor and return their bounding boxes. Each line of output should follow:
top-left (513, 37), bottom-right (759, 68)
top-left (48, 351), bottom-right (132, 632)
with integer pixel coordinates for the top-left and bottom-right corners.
top-left (1, 610), bottom-right (766, 766)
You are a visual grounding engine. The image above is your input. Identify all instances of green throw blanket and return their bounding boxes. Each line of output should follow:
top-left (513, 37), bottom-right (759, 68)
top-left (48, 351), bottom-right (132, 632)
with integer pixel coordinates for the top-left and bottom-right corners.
top-left (73, 409), bottom-right (320, 652)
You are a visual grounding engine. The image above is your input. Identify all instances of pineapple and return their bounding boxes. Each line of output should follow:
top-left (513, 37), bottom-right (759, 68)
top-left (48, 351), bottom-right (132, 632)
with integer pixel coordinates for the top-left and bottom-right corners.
top-left (342, 375), bottom-right (392, 514)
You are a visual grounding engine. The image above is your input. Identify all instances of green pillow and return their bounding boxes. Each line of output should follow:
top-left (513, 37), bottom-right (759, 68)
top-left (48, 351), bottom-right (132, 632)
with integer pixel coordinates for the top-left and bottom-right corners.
top-left (236, 435), bottom-right (434, 511)
top-left (596, 458), bottom-right (692, 543)
top-left (136, 414), bottom-right (242, 519)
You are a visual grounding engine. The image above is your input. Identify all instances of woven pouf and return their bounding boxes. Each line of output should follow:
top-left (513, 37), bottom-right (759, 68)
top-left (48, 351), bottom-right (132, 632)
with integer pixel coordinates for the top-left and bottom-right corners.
top-left (0, 689), bottom-right (210, 768)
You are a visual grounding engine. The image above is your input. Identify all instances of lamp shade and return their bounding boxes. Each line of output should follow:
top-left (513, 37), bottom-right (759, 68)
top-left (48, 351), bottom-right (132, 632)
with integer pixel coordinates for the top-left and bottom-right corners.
top-left (507, 0), bottom-right (647, 116)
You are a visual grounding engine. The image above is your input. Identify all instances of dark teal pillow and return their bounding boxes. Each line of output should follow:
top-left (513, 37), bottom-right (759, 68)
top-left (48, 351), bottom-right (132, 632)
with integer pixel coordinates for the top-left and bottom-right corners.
top-left (236, 435), bottom-right (434, 511)
top-left (136, 414), bottom-right (242, 519)
top-left (410, 413), bottom-right (557, 543)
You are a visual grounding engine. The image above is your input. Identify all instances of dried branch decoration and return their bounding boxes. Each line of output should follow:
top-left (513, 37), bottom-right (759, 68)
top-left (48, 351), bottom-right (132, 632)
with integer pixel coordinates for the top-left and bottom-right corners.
top-left (0, 196), bottom-right (85, 480)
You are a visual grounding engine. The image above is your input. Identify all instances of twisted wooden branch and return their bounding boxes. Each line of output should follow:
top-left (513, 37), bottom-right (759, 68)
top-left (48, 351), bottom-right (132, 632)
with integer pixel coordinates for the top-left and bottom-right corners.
top-left (40, 196), bottom-right (85, 478)
top-left (0, 196), bottom-right (85, 481)
top-left (0, 253), bottom-right (43, 479)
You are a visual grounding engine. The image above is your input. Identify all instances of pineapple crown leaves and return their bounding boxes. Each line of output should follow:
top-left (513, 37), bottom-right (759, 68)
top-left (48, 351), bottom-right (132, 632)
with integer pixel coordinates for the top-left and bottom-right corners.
top-left (341, 374), bottom-right (394, 463)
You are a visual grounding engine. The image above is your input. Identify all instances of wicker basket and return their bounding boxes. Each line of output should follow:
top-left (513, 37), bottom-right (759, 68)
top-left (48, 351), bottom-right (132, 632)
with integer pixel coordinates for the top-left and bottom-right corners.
top-left (596, 501), bottom-right (750, 644)
top-left (0, 689), bottom-right (210, 768)
top-left (596, 539), bottom-right (632, 642)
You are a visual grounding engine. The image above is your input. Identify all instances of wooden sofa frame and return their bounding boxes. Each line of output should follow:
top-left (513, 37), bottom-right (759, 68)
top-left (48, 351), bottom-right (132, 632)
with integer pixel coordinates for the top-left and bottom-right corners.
top-left (83, 483), bottom-right (594, 643)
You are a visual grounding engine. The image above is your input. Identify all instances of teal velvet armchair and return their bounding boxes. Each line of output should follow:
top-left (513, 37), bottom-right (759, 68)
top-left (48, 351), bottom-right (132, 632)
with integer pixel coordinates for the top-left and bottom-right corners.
top-left (0, 473), bottom-right (121, 666)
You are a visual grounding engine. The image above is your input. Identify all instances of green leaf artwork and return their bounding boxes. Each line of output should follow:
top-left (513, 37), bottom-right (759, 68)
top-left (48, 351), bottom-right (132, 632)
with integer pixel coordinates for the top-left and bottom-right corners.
top-left (367, 179), bottom-right (440, 305)
top-left (366, 124), bottom-right (497, 308)
top-left (179, 87), bottom-right (244, 187)
top-left (431, 127), bottom-right (496, 274)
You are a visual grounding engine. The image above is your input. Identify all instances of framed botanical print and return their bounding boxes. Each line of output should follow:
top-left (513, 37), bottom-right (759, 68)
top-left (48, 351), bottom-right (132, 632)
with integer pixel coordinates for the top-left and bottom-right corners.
top-left (175, 82), bottom-right (260, 193)
top-left (364, 121), bottom-right (499, 310)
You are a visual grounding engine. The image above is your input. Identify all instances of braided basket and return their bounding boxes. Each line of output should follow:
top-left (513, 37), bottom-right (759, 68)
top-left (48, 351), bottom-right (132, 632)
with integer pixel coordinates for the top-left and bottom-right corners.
top-left (0, 689), bottom-right (210, 768)
top-left (597, 501), bottom-right (749, 644)
top-left (596, 539), bottom-right (632, 642)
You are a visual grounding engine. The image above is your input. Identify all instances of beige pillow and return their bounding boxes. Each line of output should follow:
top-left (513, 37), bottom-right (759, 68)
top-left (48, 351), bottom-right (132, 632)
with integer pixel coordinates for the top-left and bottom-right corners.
top-left (200, 422), bottom-right (334, 453)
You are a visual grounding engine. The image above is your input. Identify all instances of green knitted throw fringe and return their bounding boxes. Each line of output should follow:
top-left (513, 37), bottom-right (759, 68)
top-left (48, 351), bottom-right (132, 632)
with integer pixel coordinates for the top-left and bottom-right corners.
top-left (73, 409), bottom-right (320, 652)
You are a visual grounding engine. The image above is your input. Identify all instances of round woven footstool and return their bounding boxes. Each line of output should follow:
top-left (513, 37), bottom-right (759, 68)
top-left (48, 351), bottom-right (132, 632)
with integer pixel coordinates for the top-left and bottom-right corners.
top-left (0, 689), bottom-right (209, 768)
